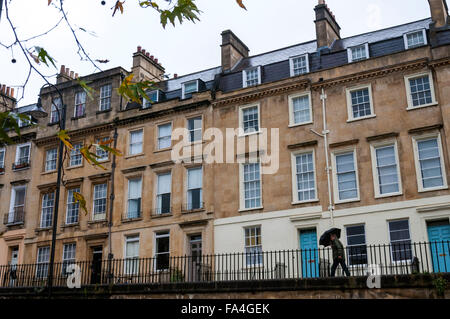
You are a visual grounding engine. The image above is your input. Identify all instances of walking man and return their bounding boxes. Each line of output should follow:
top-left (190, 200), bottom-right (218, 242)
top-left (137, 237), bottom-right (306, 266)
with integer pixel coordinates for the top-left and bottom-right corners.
top-left (330, 233), bottom-right (351, 277)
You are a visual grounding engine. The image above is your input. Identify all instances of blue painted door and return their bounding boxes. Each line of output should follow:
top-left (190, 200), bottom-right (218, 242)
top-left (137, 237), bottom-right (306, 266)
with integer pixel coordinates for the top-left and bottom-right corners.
top-left (427, 224), bottom-right (450, 273)
top-left (300, 229), bottom-right (319, 278)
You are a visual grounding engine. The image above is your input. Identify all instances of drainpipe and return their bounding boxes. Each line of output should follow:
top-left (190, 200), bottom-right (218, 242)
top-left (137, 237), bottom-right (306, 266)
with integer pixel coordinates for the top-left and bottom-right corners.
top-left (311, 87), bottom-right (334, 226)
top-left (107, 125), bottom-right (118, 283)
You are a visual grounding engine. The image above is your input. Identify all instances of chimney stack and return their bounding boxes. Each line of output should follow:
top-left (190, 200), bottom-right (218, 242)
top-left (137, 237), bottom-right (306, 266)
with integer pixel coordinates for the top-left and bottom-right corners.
top-left (0, 83), bottom-right (17, 111)
top-left (221, 30), bottom-right (249, 72)
top-left (132, 45), bottom-right (165, 82)
top-left (428, 0), bottom-right (449, 28)
top-left (314, 0), bottom-right (341, 49)
top-left (57, 64), bottom-right (78, 84)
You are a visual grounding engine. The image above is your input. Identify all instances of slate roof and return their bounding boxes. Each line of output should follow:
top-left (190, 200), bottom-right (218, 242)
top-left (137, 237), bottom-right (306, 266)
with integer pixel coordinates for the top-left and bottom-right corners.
top-left (153, 17), bottom-right (447, 100)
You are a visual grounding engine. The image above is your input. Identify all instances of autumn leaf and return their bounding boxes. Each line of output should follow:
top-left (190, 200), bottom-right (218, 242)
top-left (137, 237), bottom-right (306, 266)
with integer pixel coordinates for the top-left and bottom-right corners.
top-left (57, 130), bottom-right (74, 150)
top-left (76, 78), bottom-right (95, 100)
top-left (117, 74), bottom-right (154, 104)
top-left (236, 0), bottom-right (247, 10)
top-left (73, 192), bottom-right (88, 216)
top-left (48, 0), bottom-right (52, 5)
top-left (112, 1), bottom-right (124, 17)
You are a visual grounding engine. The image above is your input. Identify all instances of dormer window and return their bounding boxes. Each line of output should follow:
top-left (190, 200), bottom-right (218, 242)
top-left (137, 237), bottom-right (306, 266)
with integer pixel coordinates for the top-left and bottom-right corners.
top-left (182, 80), bottom-right (199, 99)
top-left (143, 90), bottom-right (160, 108)
top-left (289, 54), bottom-right (309, 77)
top-left (347, 43), bottom-right (369, 63)
top-left (404, 29), bottom-right (427, 49)
top-left (243, 66), bottom-right (261, 88)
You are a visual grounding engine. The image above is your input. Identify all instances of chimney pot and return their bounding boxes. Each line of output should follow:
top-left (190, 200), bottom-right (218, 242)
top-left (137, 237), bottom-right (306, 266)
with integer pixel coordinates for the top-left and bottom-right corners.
top-left (142, 49), bottom-right (146, 55)
top-left (65, 67), bottom-right (70, 76)
top-left (154, 58), bottom-right (158, 63)
top-left (146, 52), bottom-right (150, 57)
top-left (70, 71), bottom-right (74, 78)
top-left (10, 88), bottom-right (14, 98)
top-left (137, 46), bottom-right (142, 52)
top-left (75, 73), bottom-right (79, 78)
top-left (150, 55), bottom-right (154, 60)
top-left (174, 73), bottom-right (178, 78)
top-left (60, 65), bottom-right (66, 74)
top-left (6, 87), bottom-right (10, 97)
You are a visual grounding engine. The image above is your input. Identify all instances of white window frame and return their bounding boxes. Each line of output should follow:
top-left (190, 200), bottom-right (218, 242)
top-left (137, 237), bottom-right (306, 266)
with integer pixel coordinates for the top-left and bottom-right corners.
top-left (187, 116), bottom-right (203, 143)
top-left (74, 91), bottom-right (86, 117)
top-left (347, 43), bottom-right (369, 63)
top-left (404, 71), bottom-right (437, 110)
top-left (403, 29), bottom-right (427, 50)
top-left (370, 140), bottom-right (403, 198)
top-left (62, 243), bottom-right (76, 275)
top-left (345, 224), bottom-right (368, 267)
top-left (128, 129), bottom-right (143, 156)
top-left (288, 91), bottom-right (313, 127)
top-left (45, 148), bottom-right (58, 172)
top-left (388, 219), bottom-right (413, 264)
top-left (412, 132), bottom-right (448, 193)
top-left (15, 142), bottom-right (31, 166)
top-left (0, 147), bottom-right (5, 170)
top-left (50, 98), bottom-right (61, 124)
top-left (154, 231), bottom-right (170, 271)
top-left (331, 148), bottom-right (360, 204)
top-left (346, 84), bottom-right (376, 122)
top-left (289, 54), bottom-right (310, 77)
top-left (127, 177), bottom-right (142, 219)
top-left (244, 226), bottom-right (263, 268)
top-left (290, 149), bottom-right (318, 204)
top-left (69, 142), bottom-right (83, 167)
top-left (92, 183), bottom-right (107, 220)
top-left (157, 122), bottom-right (172, 150)
top-left (99, 84), bottom-right (112, 111)
top-left (36, 246), bottom-right (50, 278)
top-left (182, 80), bottom-right (199, 99)
top-left (186, 166), bottom-right (203, 210)
top-left (66, 187), bottom-right (80, 225)
top-left (239, 103), bottom-right (261, 137)
top-left (239, 161), bottom-right (263, 212)
top-left (95, 137), bottom-right (110, 162)
top-left (8, 185), bottom-right (26, 224)
top-left (124, 235), bottom-right (140, 275)
top-left (156, 172), bottom-right (172, 215)
top-left (40, 192), bottom-right (55, 229)
top-left (242, 66), bottom-right (262, 88)
top-left (143, 90), bottom-right (159, 108)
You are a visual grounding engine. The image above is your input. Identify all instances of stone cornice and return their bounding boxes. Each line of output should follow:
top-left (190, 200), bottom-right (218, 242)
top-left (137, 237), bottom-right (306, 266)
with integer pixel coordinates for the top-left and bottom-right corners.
top-left (311, 58), bottom-right (429, 89)
top-left (329, 139), bottom-right (359, 148)
top-left (35, 124), bottom-right (113, 146)
top-left (428, 56), bottom-right (450, 69)
top-left (213, 80), bottom-right (309, 107)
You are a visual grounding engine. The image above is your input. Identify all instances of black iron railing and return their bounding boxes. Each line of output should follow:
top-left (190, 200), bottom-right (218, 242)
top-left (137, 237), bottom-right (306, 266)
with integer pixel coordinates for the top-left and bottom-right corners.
top-left (0, 241), bottom-right (448, 288)
top-left (3, 208), bottom-right (25, 226)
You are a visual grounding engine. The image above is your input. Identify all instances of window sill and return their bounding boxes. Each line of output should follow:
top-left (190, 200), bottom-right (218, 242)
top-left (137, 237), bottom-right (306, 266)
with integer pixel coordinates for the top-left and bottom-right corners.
top-left (346, 114), bottom-right (376, 123)
top-left (153, 147), bottom-right (172, 154)
top-left (61, 223), bottom-right (79, 229)
top-left (334, 198), bottom-right (360, 205)
top-left (291, 199), bottom-right (319, 205)
top-left (125, 153), bottom-right (145, 160)
top-left (35, 227), bottom-right (52, 233)
top-left (406, 102), bottom-right (438, 111)
top-left (66, 164), bottom-right (84, 170)
top-left (151, 213), bottom-right (173, 219)
top-left (71, 115), bottom-right (86, 120)
top-left (418, 185), bottom-right (448, 193)
top-left (41, 170), bottom-right (57, 175)
top-left (96, 109), bottom-right (111, 115)
top-left (12, 166), bottom-right (30, 172)
top-left (181, 208), bottom-right (205, 214)
top-left (239, 206), bottom-right (263, 213)
top-left (288, 121), bottom-right (313, 128)
top-left (374, 192), bottom-right (403, 199)
top-left (238, 131), bottom-right (262, 138)
top-left (122, 216), bottom-right (143, 223)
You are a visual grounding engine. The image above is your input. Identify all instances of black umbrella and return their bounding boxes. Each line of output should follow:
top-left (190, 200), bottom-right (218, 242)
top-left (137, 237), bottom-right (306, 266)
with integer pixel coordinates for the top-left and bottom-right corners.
top-left (319, 228), bottom-right (341, 247)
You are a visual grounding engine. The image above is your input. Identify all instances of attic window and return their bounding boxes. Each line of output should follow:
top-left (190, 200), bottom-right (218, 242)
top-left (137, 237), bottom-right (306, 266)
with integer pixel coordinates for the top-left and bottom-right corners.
top-left (143, 90), bottom-right (159, 108)
top-left (347, 43), bottom-right (369, 63)
top-left (182, 80), bottom-right (198, 99)
top-left (289, 54), bottom-right (309, 77)
top-left (404, 29), bottom-right (427, 49)
top-left (243, 66), bottom-right (261, 88)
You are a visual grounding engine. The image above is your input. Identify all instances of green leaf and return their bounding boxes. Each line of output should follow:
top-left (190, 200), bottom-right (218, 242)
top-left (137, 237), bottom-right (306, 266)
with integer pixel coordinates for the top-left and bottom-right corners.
top-left (34, 46), bottom-right (57, 68)
top-left (117, 74), bottom-right (155, 105)
top-left (76, 78), bottom-right (96, 101)
top-left (57, 129), bottom-right (74, 150)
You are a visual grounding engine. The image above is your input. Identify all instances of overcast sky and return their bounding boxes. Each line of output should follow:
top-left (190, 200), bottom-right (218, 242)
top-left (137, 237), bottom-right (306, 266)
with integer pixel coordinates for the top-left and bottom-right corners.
top-left (0, 0), bottom-right (432, 107)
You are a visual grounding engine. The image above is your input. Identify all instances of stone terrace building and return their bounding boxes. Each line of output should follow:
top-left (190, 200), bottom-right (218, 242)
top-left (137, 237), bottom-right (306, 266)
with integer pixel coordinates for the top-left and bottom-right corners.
top-left (0, 0), bottom-right (449, 280)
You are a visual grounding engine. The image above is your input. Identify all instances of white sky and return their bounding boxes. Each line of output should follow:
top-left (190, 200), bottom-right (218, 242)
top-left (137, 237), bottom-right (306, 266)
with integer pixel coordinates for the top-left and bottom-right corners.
top-left (0, 0), bottom-right (431, 107)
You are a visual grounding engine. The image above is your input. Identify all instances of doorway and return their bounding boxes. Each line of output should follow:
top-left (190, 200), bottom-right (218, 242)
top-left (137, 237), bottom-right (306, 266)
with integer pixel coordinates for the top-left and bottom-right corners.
top-left (427, 220), bottom-right (450, 273)
top-left (90, 246), bottom-right (103, 284)
top-left (188, 235), bottom-right (202, 282)
top-left (8, 247), bottom-right (19, 286)
top-left (299, 229), bottom-right (319, 278)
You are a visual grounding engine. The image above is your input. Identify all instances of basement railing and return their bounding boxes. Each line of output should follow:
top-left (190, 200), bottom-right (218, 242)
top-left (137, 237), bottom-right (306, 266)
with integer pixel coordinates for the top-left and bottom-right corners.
top-left (0, 241), bottom-right (448, 288)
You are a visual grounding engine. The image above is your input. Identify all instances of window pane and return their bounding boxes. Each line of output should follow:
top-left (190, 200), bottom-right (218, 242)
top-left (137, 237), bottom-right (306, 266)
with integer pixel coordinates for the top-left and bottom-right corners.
top-left (292, 95), bottom-right (311, 124)
top-left (336, 152), bottom-right (358, 201)
top-left (66, 188), bottom-right (80, 224)
top-left (351, 45), bottom-right (367, 61)
top-left (184, 81), bottom-right (197, 95)
top-left (45, 148), bottom-right (57, 171)
top-left (70, 143), bottom-right (83, 166)
top-left (40, 192), bottom-right (54, 228)
top-left (245, 226), bottom-right (262, 266)
top-left (243, 163), bottom-right (261, 209)
top-left (295, 152), bottom-right (315, 201)
top-left (407, 31), bottom-right (425, 48)
top-left (292, 56), bottom-right (308, 75)
top-left (242, 106), bottom-right (259, 134)
top-left (417, 138), bottom-right (443, 189)
top-left (158, 123), bottom-right (172, 149)
top-left (409, 75), bottom-right (432, 107)
top-left (245, 68), bottom-right (259, 87)
top-left (129, 130), bottom-right (143, 155)
top-left (350, 88), bottom-right (371, 118)
top-left (99, 84), bottom-right (112, 111)
top-left (375, 145), bottom-right (399, 195)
